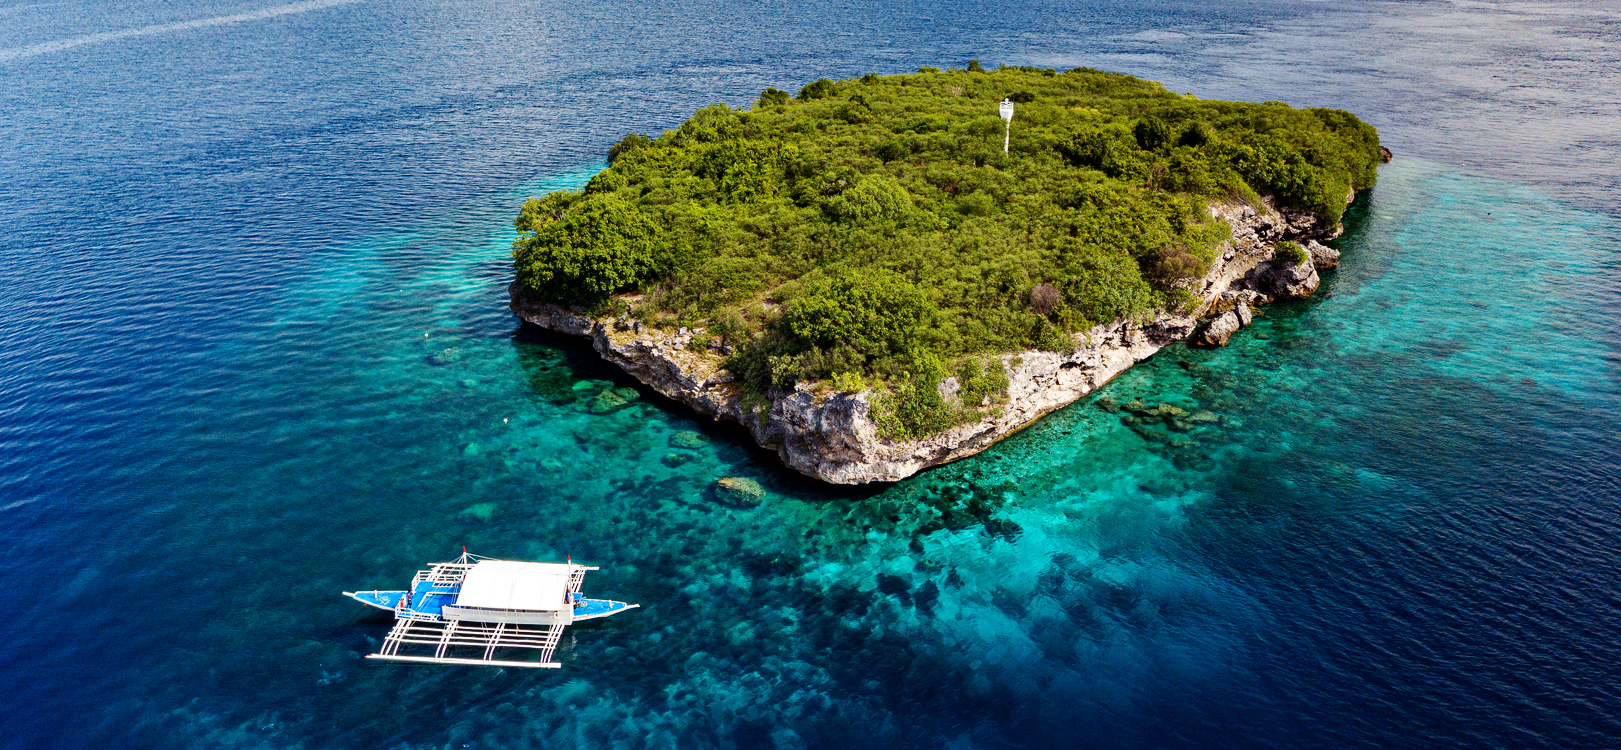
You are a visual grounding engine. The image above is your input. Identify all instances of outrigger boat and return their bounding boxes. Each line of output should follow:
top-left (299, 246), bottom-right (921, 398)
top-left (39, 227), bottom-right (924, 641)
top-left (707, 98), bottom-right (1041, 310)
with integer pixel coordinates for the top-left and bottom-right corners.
top-left (344, 550), bottom-right (638, 669)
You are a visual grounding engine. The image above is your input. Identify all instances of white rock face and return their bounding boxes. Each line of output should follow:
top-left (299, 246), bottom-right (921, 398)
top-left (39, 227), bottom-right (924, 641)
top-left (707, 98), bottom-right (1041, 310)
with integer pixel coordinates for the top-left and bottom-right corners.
top-left (1197, 310), bottom-right (1243, 347)
top-left (510, 195), bottom-right (1351, 484)
top-left (1305, 239), bottom-right (1341, 270)
top-left (1249, 254), bottom-right (1321, 299)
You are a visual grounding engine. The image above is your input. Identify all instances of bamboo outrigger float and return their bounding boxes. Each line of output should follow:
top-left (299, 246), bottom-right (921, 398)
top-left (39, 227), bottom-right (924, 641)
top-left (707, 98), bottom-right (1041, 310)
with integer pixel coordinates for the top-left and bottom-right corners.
top-left (344, 550), bottom-right (638, 668)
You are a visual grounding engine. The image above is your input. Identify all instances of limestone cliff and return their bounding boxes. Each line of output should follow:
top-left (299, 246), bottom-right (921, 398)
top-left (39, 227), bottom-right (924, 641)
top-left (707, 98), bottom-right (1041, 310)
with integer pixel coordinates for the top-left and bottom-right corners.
top-left (510, 195), bottom-right (1353, 484)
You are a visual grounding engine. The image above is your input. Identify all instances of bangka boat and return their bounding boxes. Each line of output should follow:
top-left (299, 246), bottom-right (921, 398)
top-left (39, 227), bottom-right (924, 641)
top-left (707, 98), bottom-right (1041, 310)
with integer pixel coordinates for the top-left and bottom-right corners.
top-left (344, 550), bottom-right (638, 668)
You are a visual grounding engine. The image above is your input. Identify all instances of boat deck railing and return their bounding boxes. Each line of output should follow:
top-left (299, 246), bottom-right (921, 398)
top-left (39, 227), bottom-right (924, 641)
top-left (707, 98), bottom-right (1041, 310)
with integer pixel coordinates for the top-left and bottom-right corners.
top-left (412, 561), bottom-right (475, 589)
top-left (370, 618), bottom-right (565, 668)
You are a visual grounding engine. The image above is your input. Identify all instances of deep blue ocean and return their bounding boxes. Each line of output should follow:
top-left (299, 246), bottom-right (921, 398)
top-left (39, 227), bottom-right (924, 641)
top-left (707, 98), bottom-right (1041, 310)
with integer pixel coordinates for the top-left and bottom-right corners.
top-left (3, 1), bottom-right (1619, 748)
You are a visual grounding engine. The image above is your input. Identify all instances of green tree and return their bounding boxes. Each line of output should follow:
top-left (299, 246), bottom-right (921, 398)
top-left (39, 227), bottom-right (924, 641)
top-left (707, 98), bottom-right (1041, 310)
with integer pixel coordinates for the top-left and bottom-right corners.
top-left (782, 269), bottom-right (933, 357)
top-left (796, 78), bottom-right (836, 101)
top-left (607, 133), bottom-right (652, 164)
top-left (819, 174), bottom-right (913, 222)
top-left (584, 168), bottom-right (626, 194)
top-left (513, 196), bottom-right (661, 307)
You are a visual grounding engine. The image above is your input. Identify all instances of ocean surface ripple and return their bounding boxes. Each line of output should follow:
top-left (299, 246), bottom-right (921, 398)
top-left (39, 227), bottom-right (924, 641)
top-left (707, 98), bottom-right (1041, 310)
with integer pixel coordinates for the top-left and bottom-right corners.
top-left (1, 1), bottom-right (1618, 748)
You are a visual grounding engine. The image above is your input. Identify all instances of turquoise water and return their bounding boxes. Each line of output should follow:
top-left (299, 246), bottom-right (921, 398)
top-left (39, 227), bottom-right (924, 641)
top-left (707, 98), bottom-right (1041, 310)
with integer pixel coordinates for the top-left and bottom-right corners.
top-left (3, 0), bottom-right (1620, 747)
top-left (22, 157), bottom-right (1616, 748)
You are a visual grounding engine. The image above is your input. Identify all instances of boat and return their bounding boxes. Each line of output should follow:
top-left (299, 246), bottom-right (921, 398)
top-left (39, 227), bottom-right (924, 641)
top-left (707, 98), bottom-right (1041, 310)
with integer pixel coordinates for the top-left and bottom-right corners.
top-left (343, 549), bottom-right (638, 668)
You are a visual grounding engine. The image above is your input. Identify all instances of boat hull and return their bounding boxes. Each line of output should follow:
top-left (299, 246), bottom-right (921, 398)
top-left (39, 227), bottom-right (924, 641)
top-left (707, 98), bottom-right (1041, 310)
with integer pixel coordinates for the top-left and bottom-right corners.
top-left (440, 600), bottom-right (638, 624)
top-left (573, 599), bottom-right (639, 621)
top-left (344, 590), bottom-right (406, 611)
top-left (346, 591), bottom-right (637, 623)
top-left (441, 605), bottom-right (571, 625)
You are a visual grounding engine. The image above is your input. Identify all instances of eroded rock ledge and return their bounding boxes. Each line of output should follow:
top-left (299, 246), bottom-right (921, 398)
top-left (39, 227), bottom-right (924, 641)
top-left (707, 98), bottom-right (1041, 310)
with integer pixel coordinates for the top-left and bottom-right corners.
top-left (510, 195), bottom-right (1352, 484)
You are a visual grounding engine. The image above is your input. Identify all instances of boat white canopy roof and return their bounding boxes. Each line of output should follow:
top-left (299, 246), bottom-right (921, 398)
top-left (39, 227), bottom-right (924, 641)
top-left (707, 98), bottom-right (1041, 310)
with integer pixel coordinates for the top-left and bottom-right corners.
top-left (453, 560), bottom-right (573, 611)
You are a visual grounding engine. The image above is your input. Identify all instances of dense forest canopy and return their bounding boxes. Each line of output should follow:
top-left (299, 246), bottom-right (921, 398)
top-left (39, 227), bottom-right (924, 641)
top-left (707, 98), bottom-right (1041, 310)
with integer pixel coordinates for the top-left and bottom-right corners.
top-left (513, 65), bottom-right (1381, 437)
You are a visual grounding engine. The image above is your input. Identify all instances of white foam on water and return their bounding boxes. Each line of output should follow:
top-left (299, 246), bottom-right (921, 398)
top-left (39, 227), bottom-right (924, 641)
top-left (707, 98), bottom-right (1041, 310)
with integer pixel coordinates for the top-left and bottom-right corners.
top-left (0, 496), bottom-right (39, 512)
top-left (0, 0), bottom-right (364, 62)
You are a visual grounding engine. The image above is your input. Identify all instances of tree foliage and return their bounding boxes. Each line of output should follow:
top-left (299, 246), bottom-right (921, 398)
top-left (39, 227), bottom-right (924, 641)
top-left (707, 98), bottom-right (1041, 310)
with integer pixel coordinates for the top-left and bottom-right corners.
top-left (511, 65), bottom-right (1381, 435)
top-left (1273, 240), bottom-right (1309, 266)
top-left (783, 269), bottom-right (932, 356)
top-left (512, 195), bottom-right (662, 307)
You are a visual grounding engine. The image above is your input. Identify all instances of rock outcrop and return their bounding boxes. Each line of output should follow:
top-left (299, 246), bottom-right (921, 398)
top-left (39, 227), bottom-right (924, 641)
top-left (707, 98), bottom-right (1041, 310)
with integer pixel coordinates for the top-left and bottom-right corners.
top-left (1305, 239), bottom-right (1340, 270)
top-left (1197, 309), bottom-right (1243, 347)
top-left (510, 194), bottom-right (1353, 484)
top-left (714, 477), bottom-right (766, 507)
top-left (1196, 301), bottom-right (1255, 348)
top-left (1249, 254), bottom-right (1321, 299)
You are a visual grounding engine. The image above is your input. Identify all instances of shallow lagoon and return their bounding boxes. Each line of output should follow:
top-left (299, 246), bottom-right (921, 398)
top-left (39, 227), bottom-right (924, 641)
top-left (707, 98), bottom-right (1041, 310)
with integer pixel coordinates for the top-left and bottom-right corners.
top-left (2, 1), bottom-right (1619, 748)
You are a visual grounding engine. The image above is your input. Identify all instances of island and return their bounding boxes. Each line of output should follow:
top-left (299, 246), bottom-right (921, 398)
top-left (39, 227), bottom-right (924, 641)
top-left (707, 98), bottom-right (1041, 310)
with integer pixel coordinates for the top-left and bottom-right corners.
top-left (508, 64), bottom-right (1385, 484)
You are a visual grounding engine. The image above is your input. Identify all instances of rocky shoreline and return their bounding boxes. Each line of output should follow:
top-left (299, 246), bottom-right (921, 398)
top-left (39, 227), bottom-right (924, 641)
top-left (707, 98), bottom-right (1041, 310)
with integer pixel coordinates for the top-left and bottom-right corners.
top-left (510, 193), bottom-right (1356, 484)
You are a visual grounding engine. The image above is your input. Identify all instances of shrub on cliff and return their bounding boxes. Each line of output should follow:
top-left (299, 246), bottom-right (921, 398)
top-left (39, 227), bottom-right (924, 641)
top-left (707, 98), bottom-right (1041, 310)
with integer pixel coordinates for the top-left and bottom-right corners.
top-left (956, 357), bottom-right (1009, 408)
top-left (512, 196), bottom-right (662, 307)
top-left (871, 351), bottom-right (962, 439)
top-left (782, 269), bottom-right (932, 356)
top-left (723, 269), bottom-right (935, 393)
top-left (1273, 241), bottom-right (1309, 266)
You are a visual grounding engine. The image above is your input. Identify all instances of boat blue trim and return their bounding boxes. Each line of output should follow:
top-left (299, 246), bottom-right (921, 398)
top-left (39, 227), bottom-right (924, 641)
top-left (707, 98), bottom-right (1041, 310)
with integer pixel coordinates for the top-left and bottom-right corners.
top-left (345, 554), bottom-right (639, 668)
top-left (574, 599), bottom-right (639, 621)
top-left (345, 590), bottom-right (406, 610)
